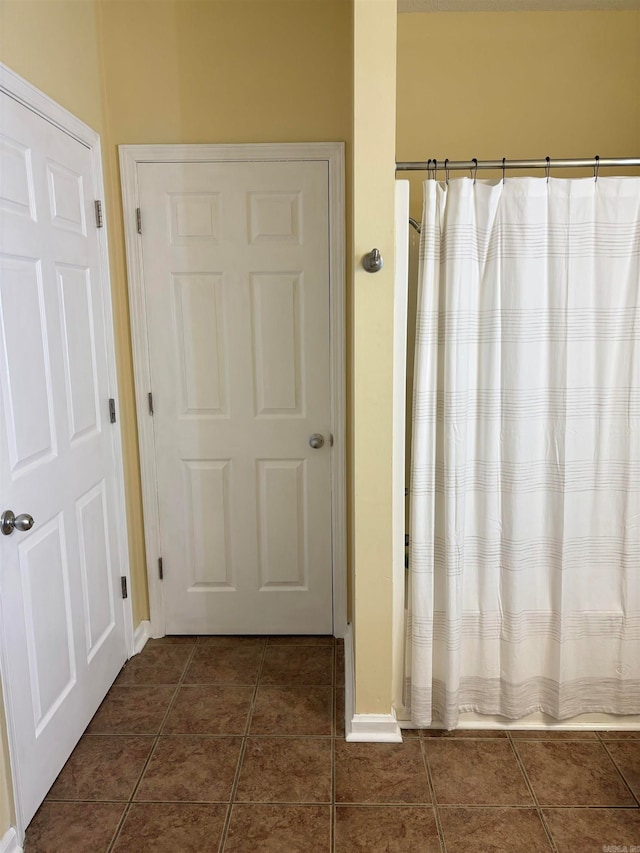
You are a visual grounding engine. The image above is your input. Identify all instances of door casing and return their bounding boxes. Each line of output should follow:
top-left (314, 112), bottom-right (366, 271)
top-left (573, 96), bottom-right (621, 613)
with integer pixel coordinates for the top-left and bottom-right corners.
top-left (0, 62), bottom-right (134, 841)
top-left (119, 142), bottom-right (346, 639)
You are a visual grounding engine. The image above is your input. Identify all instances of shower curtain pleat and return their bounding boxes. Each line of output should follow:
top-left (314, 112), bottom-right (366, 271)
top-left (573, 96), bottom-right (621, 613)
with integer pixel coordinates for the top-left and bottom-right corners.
top-left (407, 176), bottom-right (640, 729)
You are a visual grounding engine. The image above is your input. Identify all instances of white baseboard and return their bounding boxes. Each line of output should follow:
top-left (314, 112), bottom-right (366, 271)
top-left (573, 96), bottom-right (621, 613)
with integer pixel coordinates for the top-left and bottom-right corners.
top-left (398, 711), bottom-right (640, 732)
top-left (348, 712), bottom-right (403, 742)
top-left (132, 620), bottom-right (151, 656)
top-left (0, 827), bottom-right (21, 853)
top-left (343, 624), bottom-right (403, 743)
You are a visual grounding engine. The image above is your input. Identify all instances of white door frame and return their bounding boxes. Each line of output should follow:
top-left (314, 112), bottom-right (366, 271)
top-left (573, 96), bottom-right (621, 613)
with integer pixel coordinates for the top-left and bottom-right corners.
top-left (119, 142), bottom-right (347, 639)
top-left (0, 63), bottom-right (134, 840)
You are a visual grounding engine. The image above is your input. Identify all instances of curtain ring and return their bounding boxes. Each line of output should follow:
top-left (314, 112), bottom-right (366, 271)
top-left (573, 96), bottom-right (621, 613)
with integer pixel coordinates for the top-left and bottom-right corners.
top-left (502, 157), bottom-right (506, 185)
top-left (545, 156), bottom-right (551, 184)
top-left (445, 158), bottom-right (450, 186)
top-left (594, 154), bottom-right (600, 182)
top-left (471, 158), bottom-right (478, 185)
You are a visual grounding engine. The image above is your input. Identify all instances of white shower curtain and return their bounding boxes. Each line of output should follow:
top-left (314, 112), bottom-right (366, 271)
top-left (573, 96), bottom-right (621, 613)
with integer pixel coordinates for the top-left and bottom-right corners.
top-left (407, 176), bottom-right (640, 729)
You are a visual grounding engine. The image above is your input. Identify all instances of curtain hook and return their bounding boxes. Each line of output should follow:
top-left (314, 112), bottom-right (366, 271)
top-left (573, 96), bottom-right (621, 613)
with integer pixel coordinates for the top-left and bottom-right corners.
top-left (433, 158), bottom-right (438, 182)
top-left (445, 158), bottom-right (450, 186)
top-left (545, 156), bottom-right (551, 184)
top-left (502, 157), bottom-right (506, 185)
top-left (426, 158), bottom-right (432, 180)
top-left (471, 157), bottom-right (478, 185)
top-left (594, 154), bottom-right (600, 182)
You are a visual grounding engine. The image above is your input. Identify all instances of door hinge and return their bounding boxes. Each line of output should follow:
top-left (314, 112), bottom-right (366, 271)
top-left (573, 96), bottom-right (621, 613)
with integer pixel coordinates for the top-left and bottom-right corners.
top-left (158, 557), bottom-right (163, 580)
top-left (108, 398), bottom-right (117, 423)
top-left (121, 576), bottom-right (128, 599)
top-left (95, 199), bottom-right (103, 228)
top-left (136, 208), bottom-right (142, 234)
top-left (148, 392), bottom-right (154, 415)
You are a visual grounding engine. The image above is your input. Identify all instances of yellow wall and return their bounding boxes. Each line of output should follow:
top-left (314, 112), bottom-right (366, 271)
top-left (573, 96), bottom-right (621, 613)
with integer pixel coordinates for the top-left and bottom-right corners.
top-left (0, 0), bottom-right (105, 133)
top-left (352, 0), bottom-right (397, 714)
top-left (397, 10), bottom-right (640, 218)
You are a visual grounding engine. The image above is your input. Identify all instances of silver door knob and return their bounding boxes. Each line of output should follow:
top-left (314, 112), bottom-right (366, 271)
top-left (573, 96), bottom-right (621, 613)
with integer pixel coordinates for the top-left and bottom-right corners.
top-left (1, 510), bottom-right (35, 536)
top-left (309, 433), bottom-right (325, 450)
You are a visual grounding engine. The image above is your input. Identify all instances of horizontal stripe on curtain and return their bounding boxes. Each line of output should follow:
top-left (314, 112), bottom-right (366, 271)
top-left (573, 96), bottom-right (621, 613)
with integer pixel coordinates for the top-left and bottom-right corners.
top-left (407, 177), bottom-right (640, 729)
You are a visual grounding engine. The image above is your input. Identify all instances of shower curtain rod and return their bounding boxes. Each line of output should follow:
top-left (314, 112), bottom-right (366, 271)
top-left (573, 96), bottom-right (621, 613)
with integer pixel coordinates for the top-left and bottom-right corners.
top-left (396, 156), bottom-right (640, 172)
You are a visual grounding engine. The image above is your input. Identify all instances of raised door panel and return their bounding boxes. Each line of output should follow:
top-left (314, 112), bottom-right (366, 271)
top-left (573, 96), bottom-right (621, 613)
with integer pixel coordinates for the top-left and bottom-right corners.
top-left (182, 459), bottom-right (233, 589)
top-left (57, 264), bottom-right (101, 443)
top-left (18, 515), bottom-right (75, 735)
top-left (248, 191), bottom-right (302, 244)
top-left (46, 160), bottom-right (86, 236)
top-left (76, 481), bottom-right (116, 661)
top-left (169, 192), bottom-right (220, 245)
top-left (0, 255), bottom-right (56, 473)
top-left (250, 273), bottom-right (302, 417)
top-left (173, 273), bottom-right (228, 418)
top-left (257, 459), bottom-right (307, 589)
top-left (0, 133), bottom-right (36, 220)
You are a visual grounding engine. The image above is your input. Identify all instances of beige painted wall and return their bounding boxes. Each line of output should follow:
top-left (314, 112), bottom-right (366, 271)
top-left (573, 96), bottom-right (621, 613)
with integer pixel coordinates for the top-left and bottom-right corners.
top-left (397, 10), bottom-right (640, 218)
top-left (352, 0), bottom-right (397, 714)
top-left (1, 0), bottom-right (105, 132)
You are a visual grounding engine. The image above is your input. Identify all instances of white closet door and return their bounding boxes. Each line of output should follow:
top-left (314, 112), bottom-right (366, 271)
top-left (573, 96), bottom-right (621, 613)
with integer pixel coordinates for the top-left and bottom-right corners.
top-left (138, 159), bottom-right (333, 634)
top-left (0, 91), bottom-right (127, 826)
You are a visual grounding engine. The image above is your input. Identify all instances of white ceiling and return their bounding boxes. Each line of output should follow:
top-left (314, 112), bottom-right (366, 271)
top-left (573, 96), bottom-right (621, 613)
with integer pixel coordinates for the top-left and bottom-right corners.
top-left (399, 0), bottom-right (639, 11)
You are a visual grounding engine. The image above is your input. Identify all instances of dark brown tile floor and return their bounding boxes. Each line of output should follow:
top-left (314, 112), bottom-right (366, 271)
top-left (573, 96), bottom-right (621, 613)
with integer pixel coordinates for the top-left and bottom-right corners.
top-left (24, 636), bottom-right (640, 852)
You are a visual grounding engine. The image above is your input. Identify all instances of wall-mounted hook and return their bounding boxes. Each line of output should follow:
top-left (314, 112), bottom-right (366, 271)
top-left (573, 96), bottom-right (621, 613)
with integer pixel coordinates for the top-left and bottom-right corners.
top-left (362, 248), bottom-right (383, 273)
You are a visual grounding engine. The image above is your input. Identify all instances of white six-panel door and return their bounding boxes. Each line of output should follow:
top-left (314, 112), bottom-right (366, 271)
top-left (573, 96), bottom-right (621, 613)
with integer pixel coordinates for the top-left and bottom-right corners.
top-left (0, 86), bottom-right (128, 829)
top-left (135, 158), bottom-right (334, 634)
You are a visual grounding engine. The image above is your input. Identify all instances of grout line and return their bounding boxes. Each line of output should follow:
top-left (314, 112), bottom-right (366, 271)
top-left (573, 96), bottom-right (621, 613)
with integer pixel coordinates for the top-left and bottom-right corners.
top-left (106, 642), bottom-right (201, 853)
top-left (218, 638), bottom-right (268, 851)
top-left (120, 642), bottom-right (200, 806)
top-left (106, 801), bottom-right (133, 853)
top-left (152, 733), bottom-right (335, 740)
top-left (599, 739), bottom-right (640, 807)
top-left (154, 641), bottom-right (199, 733)
top-left (219, 798), bottom-right (334, 806)
top-left (507, 734), bottom-right (559, 853)
top-left (419, 739), bottom-right (447, 853)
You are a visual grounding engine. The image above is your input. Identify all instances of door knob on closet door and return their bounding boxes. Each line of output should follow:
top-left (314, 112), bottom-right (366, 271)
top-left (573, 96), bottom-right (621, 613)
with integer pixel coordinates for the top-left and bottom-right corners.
top-left (309, 433), bottom-right (325, 449)
top-left (1, 510), bottom-right (35, 536)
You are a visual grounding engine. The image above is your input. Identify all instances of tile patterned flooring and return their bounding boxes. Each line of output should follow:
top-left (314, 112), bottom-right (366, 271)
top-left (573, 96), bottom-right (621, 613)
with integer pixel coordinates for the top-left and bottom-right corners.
top-left (24, 636), bottom-right (640, 852)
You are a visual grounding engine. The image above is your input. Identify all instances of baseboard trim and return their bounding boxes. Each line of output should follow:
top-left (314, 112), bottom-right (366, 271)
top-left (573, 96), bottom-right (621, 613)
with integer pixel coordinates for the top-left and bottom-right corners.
top-left (348, 712), bottom-right (403, 742)
top-left (0, 827), bottom-right (21, 853)
top-left (133, 620), bottom-right (151, 656)
top-left (398, 712), bottom-right (640, 732)
top-left (343, 624), bottom-right (403, 743)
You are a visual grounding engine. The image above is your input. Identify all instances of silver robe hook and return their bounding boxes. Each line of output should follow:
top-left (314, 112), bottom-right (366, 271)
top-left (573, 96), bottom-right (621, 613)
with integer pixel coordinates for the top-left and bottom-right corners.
top-left (362, 248), bottom-right (383, 273)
